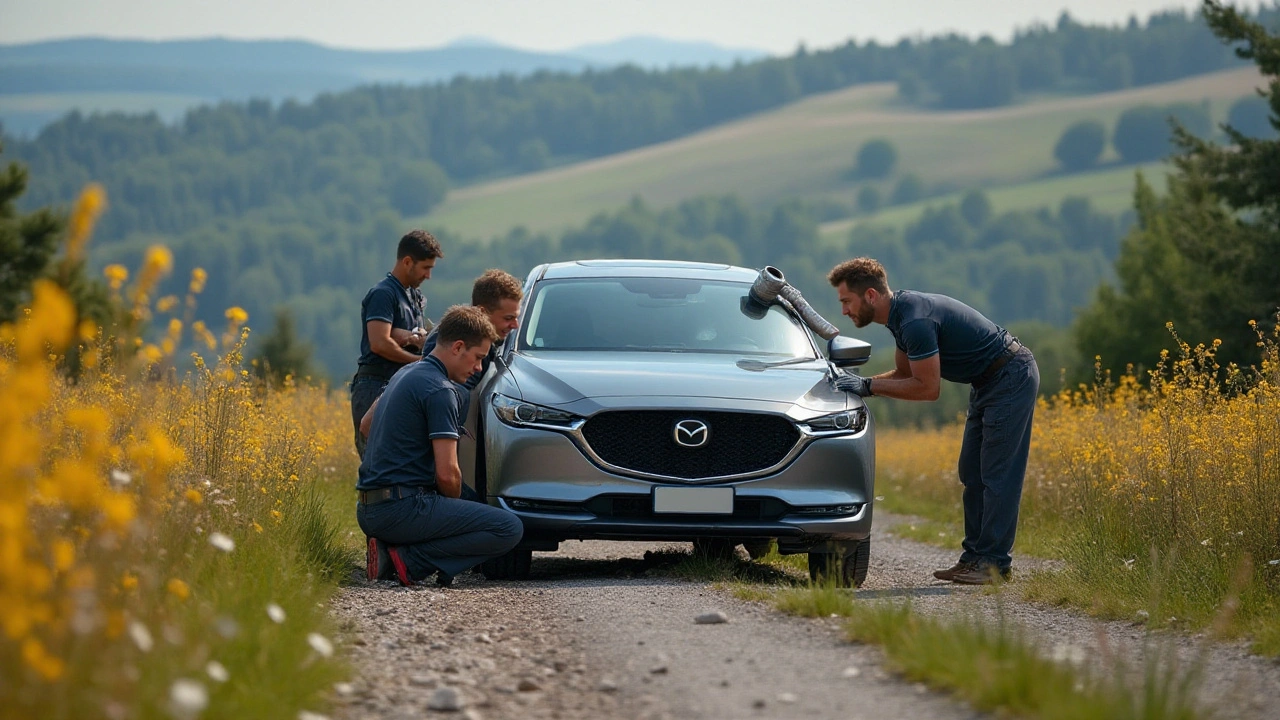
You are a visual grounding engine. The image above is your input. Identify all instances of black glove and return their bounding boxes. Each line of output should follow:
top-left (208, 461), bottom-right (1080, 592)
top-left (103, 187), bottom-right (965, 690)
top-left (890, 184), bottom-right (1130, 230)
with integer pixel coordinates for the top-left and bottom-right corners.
top-left (834, 373), bottom-right (873, 397)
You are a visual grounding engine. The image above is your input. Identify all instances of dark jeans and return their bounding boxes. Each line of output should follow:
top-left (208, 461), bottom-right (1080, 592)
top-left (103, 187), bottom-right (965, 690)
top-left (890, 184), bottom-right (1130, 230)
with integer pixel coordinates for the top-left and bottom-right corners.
top-left (350, 376), bottom-right (388, 459)
top-left (957, 348), bottom-right (1039, 572)
top-left (357, 492), bottom-right (523, 580)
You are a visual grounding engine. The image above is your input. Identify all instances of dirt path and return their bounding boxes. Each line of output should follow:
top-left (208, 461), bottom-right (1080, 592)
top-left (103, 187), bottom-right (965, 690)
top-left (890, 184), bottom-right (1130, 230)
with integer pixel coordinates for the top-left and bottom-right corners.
top-left (330, 514), bottom-right (1279, 719)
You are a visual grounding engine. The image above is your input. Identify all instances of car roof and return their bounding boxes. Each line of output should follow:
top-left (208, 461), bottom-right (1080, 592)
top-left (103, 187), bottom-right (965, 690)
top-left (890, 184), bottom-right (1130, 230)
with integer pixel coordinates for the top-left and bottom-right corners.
top-left (539, 259), bottom-right (759, 282)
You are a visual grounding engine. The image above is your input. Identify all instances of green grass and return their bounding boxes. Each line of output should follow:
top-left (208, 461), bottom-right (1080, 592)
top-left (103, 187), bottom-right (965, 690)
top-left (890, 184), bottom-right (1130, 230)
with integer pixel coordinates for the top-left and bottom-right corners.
top-left (419, 68), bottom-right (1263, 240)
top-left (818, 162), bottom-right (1168, 244)
top-left (842, 602), bottom-right (1202, 720)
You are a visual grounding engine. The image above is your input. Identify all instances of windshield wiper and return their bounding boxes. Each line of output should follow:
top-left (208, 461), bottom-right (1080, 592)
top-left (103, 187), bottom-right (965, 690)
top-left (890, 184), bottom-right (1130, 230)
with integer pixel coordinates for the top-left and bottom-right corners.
top-left (736, 356), bottom-right (818, 372)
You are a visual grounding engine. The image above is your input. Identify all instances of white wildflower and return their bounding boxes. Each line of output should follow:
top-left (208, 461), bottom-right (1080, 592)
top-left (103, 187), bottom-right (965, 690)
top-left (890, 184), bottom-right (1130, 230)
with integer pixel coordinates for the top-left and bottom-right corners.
top-left (205, 661), bottom-right (229, 683)
top-left (266, 603), bottom-right (286, 624)
top-left (208, 532), bottom-right (235, 553)
top-left (1268, 559), bottom-right (1279, 566)
top-left (298, 712), bottom-right (329, 720)
top-left (128, 620), bottom-right (153, 652)
top-left (1200, 538), bottom-right (1211, 547)
top-left (168, 679), bottom-right (208, 718)
top-left (110, 469), bottom-right (132, 486)
top-left (307, 632), bottom-right (334, 658)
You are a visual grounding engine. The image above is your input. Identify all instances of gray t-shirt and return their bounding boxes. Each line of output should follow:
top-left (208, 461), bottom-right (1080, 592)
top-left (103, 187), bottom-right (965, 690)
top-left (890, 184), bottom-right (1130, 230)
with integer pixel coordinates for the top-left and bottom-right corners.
top-left (357, 355), bottom-right (467, 491)
top-left (885, 290), bottom-right (1011, 385)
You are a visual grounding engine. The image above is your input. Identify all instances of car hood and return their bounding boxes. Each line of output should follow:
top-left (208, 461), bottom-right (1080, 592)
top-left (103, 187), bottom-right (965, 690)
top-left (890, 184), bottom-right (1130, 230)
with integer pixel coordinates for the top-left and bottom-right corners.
top-left (503, 350), bottom-right (847, 412)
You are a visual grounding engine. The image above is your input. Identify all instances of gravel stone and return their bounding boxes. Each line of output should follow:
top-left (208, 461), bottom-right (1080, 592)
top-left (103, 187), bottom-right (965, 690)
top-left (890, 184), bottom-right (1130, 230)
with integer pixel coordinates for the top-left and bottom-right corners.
top-left (516, 679), bottom-right (541, 692)
top-left (427, 687), bottom-right (463, 712)
top-left (694, 611), bottom-right (728, 625)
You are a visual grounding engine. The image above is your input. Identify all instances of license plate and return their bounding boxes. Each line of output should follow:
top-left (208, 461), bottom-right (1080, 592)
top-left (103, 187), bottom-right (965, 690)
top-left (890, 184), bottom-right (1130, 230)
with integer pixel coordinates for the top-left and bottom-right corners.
top-left (653, 487), bottom-right (734, 515)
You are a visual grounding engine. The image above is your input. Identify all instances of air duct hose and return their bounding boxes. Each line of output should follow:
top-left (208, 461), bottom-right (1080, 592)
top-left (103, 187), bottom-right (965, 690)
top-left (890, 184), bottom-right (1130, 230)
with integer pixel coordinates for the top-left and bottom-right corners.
top-left (746, 266), bottom-right (840, 340)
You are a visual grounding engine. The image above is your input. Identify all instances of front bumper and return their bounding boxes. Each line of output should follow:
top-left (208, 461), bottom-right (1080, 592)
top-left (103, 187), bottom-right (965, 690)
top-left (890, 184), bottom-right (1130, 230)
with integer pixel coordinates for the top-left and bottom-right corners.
top-left (485, 406), bottom-right (875, 550)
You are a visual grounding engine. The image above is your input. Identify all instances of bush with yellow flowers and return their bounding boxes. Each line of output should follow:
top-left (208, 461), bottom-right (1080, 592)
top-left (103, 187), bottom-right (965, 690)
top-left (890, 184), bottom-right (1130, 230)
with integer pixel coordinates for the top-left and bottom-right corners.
top-left (876, 321), bottom-right (1280, 655)
top-left (0, 187), bottom-right (359, 718)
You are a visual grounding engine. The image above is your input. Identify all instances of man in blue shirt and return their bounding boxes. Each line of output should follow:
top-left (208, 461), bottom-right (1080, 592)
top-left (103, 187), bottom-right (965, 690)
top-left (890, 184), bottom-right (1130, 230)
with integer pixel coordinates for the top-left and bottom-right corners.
top-left (828, 258), bottom-right (1039, 585)
top-left (350, 230), bottom-right (442, 458)
top-left (357, 305), bottom-right (523, 586)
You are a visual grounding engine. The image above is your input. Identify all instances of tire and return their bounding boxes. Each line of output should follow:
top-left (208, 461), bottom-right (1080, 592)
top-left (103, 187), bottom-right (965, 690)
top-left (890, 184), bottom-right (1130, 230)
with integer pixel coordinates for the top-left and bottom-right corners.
top-left (807, 538), bottom-right (870, 588)
top-left (481, 547), bottom-right (532, 580)
top-left (742, 539), bottom-right (774, 560)
top-left (692, 537), bottom-right (738, 561)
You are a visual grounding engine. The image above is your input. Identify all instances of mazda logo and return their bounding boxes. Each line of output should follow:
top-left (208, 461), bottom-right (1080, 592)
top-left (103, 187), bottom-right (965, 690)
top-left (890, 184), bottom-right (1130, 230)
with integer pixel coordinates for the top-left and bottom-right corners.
top-left (673, 419), bottom-right (710, 448)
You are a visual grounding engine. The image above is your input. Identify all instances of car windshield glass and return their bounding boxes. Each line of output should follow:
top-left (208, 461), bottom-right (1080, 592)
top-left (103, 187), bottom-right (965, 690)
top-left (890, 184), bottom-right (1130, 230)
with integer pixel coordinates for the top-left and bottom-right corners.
top-left (520, 278), bottom-right (816, 357)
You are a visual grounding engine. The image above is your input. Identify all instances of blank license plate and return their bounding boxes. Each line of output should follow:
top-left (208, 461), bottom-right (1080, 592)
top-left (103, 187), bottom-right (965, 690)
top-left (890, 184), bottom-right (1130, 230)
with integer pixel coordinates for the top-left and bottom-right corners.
top-left (653, 487), bottom-right (734, 514)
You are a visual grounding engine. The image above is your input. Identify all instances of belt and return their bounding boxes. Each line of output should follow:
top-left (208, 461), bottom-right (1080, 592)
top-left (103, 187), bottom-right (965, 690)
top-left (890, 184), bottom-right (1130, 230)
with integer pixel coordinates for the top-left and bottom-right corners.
top-left (357, 485), bottom-right (432, 505)
top-left (972, 340), bottom-right (1024, 388)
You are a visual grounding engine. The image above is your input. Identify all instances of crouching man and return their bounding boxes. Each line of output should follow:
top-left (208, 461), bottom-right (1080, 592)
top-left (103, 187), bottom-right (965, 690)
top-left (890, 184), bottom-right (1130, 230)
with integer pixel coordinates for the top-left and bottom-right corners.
top-left (358, 305), bottom-right (524, 586)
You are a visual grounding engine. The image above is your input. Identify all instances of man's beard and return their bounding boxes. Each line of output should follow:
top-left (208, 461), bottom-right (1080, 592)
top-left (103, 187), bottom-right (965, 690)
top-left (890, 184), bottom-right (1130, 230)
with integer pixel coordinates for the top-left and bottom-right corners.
top-left (854, 304), bottom-right (875, 327)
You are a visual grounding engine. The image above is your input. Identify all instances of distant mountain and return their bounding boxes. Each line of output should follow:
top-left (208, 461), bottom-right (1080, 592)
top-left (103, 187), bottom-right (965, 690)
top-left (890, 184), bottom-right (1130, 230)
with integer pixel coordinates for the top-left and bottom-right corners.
top-left (569, 36), bottom-right (767, 68)
top-left (0, 36), bottom-right (769, 136)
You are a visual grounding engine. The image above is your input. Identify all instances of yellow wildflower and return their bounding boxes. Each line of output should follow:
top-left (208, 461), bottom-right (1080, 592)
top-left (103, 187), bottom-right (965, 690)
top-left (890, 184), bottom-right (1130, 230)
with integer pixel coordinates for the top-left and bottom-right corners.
top-left (167, 579), bottom-right (190, 601)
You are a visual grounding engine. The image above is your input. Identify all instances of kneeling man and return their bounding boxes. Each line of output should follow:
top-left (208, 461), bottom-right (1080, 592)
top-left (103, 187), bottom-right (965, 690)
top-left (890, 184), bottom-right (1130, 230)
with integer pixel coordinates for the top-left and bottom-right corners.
top-left (358, 305), bottom-right (523, 586)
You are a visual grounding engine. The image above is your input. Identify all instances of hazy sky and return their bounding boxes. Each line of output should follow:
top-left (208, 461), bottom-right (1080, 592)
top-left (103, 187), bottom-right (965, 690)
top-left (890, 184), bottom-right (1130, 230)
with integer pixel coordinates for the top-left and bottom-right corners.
top-left (2, 0), bottom-right (1219, 53)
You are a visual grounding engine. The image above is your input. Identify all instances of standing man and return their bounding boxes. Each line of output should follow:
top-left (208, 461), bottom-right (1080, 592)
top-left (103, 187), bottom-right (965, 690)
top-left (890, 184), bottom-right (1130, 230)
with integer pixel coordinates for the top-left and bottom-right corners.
top-left (827, 258), bottom-right (1039, 584)
top-left (350, 230), bottom-right (442, 458)
top-left (358, 305), bottom-right (524, 586)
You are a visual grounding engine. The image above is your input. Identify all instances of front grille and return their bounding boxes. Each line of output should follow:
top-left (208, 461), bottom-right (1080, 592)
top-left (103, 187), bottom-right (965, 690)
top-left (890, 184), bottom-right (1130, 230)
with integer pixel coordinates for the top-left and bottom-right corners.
top-left (580, 410), bottom-right (800, 480)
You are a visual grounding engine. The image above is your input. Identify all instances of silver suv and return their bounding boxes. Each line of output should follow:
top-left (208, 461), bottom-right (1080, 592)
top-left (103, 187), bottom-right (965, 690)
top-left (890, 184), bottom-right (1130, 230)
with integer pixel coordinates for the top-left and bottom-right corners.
top-left (473, 260), bottom-right (875, 586)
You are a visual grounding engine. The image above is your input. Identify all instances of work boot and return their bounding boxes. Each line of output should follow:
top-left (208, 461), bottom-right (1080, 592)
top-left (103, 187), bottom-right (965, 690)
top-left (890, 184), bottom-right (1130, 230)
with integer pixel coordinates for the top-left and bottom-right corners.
top-left (366, 536), bottom-right (393, 581)
top-left (932, 561), bottom-right (976, 582)
top-left (950, 564), bottom-right (1012, 585)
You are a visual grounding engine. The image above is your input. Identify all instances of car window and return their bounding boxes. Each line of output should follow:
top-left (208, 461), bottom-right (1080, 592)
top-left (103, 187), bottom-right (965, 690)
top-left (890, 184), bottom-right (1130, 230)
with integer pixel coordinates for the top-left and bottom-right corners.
top-left (521, 278), bottom-right (816, 357)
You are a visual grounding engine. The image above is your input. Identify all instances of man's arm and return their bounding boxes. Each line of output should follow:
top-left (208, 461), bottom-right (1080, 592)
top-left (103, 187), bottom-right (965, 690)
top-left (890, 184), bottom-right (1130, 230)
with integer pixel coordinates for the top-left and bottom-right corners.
top-left (432, 438), bottom-right (462, 498)
top-left (867, 350), bottom-right (941, 401)
top-left (367, 320), bottom-right (422, 365)
top-left (359, 396), bottom-right (381, 438)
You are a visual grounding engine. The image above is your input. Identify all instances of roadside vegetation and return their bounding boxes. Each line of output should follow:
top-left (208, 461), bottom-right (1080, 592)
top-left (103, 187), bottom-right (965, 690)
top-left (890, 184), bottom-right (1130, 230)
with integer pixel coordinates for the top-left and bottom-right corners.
top-left (0, 185), bottom-right (359, 718)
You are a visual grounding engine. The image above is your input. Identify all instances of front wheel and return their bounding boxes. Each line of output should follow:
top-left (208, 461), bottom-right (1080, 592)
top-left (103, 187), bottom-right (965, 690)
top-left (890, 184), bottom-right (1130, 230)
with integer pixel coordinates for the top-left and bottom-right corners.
top-left (807, 538), bottom-right (870, 588)
top-left (481, 547), bottom-right (532, 580)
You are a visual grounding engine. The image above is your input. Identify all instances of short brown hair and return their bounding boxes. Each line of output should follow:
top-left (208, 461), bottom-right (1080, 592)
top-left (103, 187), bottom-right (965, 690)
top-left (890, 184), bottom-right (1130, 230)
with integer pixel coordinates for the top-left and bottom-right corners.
top-left (828, 257), bottom-right (890, 295)
top-left (398, 229), bottom-right (443, 262)
top-left (471, 269), bottom-right (523, 309)
top-left (436, 305), bottom-right (499, 348)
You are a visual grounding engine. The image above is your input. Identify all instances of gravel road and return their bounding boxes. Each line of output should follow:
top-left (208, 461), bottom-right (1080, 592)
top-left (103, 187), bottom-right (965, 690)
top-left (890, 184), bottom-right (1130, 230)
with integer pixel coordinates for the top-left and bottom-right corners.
top-left (330, 513), bottom-right (1280, 720)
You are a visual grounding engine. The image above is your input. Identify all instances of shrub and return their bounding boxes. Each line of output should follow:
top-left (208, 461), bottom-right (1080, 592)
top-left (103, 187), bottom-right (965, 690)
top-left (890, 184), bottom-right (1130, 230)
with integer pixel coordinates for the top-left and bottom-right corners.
top-left (890, 174), bottom-right (925, 205)
top-left (856, 185), bottom-right (882, 213)
top-left (854, 139), bottom-right (898, 179)
top-left (1053, 120), bottom-right (1107, 171)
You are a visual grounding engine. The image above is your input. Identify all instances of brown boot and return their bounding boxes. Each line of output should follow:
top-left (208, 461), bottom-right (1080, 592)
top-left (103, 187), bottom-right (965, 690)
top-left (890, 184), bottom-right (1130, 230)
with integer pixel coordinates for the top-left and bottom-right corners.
top-left (933, 561), bottom-right (976, 581)
top-left (950, 564), bottom-right (1012, 585)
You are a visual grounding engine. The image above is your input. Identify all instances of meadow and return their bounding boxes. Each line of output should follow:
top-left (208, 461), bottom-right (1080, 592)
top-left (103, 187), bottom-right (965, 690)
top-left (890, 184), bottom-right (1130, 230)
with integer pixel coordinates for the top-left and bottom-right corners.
top-left (0, 191), bottom-right (359, 718)
top-left (420, 67), bottom-right (1263, 241)
top-left (876, 327), bottom-right (1280, 655)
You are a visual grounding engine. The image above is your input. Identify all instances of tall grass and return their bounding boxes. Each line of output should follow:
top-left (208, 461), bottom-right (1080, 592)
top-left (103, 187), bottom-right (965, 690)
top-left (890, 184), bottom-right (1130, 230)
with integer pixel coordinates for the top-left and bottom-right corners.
top-left (1, 187), bottom-right (360, 717)
top-left (876, 323), bottom-right (1280, 654)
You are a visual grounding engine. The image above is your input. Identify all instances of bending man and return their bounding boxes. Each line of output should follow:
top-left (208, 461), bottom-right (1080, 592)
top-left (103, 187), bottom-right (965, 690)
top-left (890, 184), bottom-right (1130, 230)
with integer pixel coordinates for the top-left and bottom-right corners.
top-left (828, 258), bottom-right (1039, 584)
top-left (358, 305), bottom-right (523, 586)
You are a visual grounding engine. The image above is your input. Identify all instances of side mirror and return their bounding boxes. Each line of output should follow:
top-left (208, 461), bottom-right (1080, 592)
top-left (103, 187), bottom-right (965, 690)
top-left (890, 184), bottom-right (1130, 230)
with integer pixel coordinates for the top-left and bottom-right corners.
top-left (828, 335), bottom-right (871, 367)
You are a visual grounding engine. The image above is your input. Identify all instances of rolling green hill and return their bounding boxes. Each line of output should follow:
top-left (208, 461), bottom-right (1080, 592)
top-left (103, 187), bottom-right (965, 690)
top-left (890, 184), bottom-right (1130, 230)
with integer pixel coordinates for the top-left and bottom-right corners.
top-left (421, 67), bottom-right (1262, 241)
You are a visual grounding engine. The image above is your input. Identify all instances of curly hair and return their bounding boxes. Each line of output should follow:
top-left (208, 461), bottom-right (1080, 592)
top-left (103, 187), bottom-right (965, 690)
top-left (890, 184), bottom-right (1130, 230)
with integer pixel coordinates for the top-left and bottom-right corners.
top-left (471, 269), bottom-right (523, 310)
top-left (827, 257), bottom-right (890, 295)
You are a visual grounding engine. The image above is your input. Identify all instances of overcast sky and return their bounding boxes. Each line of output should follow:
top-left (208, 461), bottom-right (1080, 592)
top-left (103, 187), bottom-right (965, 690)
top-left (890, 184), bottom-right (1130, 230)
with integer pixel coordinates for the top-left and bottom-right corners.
top-left (1, 0), bottom-right (1224, 53)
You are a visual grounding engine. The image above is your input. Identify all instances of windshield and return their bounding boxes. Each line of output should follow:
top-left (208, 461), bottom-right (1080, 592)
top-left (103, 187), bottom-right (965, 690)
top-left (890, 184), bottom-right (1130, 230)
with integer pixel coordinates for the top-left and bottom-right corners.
top-left (520, 277), bottom-right (817, 357)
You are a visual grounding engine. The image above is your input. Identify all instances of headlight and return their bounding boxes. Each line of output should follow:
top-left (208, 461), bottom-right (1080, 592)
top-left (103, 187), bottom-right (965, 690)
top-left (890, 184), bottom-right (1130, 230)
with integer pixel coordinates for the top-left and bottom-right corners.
top-left (799, 407), bottom-right (867, 435)
top-left (491, 393), bottom-right (583, 429)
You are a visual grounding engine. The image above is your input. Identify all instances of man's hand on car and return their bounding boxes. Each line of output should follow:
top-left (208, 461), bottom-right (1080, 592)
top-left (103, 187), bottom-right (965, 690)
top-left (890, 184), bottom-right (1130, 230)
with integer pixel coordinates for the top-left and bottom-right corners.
top-left (834, 373), bottom-right (873, 397)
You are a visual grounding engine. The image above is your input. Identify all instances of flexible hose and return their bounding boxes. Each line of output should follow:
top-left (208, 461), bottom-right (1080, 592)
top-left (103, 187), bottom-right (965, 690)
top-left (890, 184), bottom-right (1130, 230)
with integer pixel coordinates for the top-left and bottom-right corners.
top-left (747, 266), bottom-right (840, 340)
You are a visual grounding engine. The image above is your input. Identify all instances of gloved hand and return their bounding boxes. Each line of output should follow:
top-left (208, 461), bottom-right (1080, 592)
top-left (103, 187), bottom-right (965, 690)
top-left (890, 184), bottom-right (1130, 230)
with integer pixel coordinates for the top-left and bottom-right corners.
top-left (834, 373), bottom-right (873, 397)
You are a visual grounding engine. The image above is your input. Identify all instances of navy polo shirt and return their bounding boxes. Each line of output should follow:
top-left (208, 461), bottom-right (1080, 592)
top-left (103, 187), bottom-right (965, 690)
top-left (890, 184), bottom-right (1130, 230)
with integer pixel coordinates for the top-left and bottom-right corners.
top-left (357, 273), bottom-right (426, 377)
top-left (885, 290), bottom-right (1011, 385)
top-left (420, 328), bottom-right (503, 390)
top-left (356, 355), bottom-right (467, 491)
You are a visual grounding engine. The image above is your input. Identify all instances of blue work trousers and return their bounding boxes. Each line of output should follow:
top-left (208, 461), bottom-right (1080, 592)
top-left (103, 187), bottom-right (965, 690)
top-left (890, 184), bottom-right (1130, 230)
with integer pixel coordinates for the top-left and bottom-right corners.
top-left (357, 492), bottom-right (523, 580)
top-left (957, 349), bottom-right (1039, 572)
top-left (350, 376), bottom-right (388, 460)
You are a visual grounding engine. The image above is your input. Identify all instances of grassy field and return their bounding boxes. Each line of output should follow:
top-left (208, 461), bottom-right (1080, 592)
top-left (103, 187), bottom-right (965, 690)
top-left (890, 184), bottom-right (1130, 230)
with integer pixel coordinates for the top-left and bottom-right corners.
top-left (817, 161), bottom-right (1168, 244)
top-left (421, 68), bottom-right (1263, 240)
